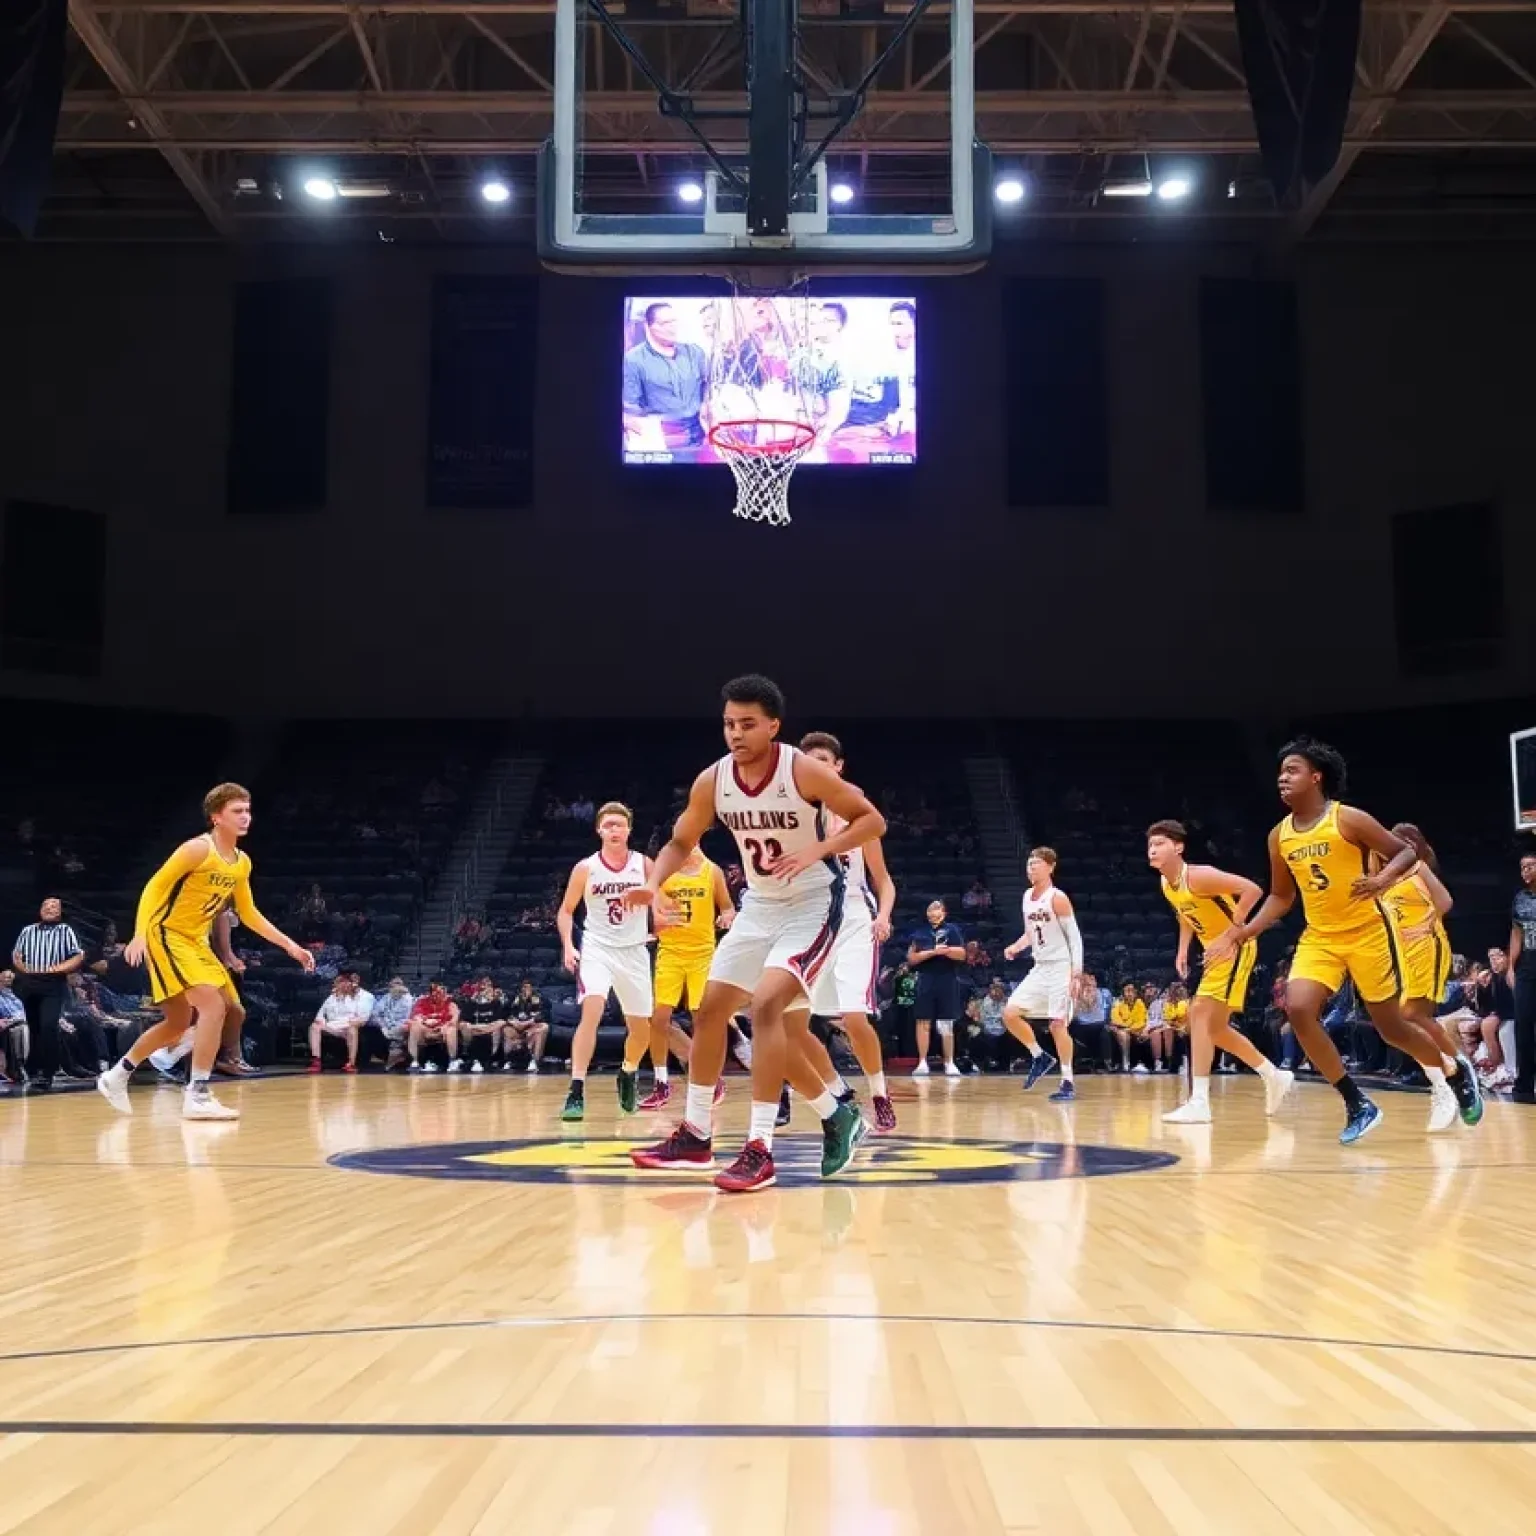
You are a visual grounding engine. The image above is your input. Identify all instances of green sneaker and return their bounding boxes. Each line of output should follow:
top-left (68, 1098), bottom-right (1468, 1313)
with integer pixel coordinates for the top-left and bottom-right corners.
top-left (820, 1101), bottom-right (868, 1179)
top-left (560, 1084), bottom-right (585, 1122)
top-left (617, 1068), bottom-right (638, 1114)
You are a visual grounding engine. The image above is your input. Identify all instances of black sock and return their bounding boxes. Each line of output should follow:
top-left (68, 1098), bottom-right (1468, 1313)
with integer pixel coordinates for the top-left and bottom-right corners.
top-left (569, 1079), bottom-right (584, 1095)
top-left (1334, 1073), bottom-right (1366, 1113)
top-left (117, 1055), bottom-right (136, 1076)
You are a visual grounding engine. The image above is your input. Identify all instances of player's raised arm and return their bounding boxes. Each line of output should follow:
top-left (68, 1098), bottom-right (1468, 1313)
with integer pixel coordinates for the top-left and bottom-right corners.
top-left (230, 866), bottom-right (314, 970)
top-left (864, 837), bottom-right (897, 941)
top-left (711, 861), bottom-right (737, 930)
top-left (556, 861), bottom-right (588, 972)
top-left (1339, 809), bottom-right (1415, 899)
top-left (1204, 830), bottom-right (1295, 963)
top-left (1051, 890), bottom-right (1084, 974)
top-left (768, 755), bottom-right (885, 882)
top-left (125, 838), bottom-right (214, 965)
top-left (629, 766), bottom-right (717, 904)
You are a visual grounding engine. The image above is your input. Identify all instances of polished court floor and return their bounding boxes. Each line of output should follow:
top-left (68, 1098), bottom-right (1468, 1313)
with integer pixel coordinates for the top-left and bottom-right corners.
top-left (2, 1068), bottom-right (1535, 1535)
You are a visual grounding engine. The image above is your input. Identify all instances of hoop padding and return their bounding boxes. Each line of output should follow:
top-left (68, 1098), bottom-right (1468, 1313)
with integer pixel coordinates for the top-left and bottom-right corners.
top-left (707, 419), bottom-right (816, 527)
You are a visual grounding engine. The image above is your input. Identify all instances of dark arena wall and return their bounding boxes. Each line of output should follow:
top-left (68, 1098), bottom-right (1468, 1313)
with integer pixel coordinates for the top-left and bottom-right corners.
top-left (1, 237), bottom-right (1532, 720)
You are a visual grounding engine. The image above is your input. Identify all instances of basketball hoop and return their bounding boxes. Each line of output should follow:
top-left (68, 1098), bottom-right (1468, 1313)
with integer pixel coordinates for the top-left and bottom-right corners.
top-left (707, 417), bottom-right (816, 526)
top-left (705, 276), bottom-right (817, 528)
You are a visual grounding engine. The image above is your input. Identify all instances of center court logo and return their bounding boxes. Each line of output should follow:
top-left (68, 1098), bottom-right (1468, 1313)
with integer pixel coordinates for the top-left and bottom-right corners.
top-left (330, 1135), bottom-right (1177, 1187)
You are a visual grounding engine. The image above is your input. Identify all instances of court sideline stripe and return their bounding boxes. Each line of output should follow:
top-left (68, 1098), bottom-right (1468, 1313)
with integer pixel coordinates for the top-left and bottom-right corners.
top-left (0, 1310), bottom-right (1532, 1369)
top-left (0, 1421), bottom-right (1531, 1443)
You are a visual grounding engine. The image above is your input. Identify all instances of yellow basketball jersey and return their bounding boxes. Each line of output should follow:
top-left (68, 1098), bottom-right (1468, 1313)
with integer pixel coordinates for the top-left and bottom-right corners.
top-left (1159, 865), bottom-right (1240, 944)
top-left (1384, 867), bottom-right (1438, 933)
top-left (155, 838), bottom-right (252, 941)
top-left (659, 861), bottom-right (717, 956)
top-left (1277, 802), bottom-right (1372, 934)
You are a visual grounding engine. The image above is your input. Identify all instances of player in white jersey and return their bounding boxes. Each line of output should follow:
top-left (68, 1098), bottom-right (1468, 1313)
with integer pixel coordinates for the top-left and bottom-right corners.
top-left (627, 675), bottom-right (884, 1193)
top-left (785, 732), bottom-right (898, 1132)
top-left (1002, 847), bottom-right (1084, 1103)
top-left (556, 801), bottom-right (654, 1122)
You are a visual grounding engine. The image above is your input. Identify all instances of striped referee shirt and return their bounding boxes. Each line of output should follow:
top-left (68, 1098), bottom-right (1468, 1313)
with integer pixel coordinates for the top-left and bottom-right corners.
top-left (12, 921), bottom-right (84, 975)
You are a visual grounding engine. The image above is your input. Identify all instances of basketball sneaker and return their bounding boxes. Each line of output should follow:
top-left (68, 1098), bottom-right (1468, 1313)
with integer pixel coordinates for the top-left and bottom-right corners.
top-left (1162, 1098), bottom-right (1211, 1125)
top-left (306, 1059), bottom-right (323, 1074)
top-left (1427, 1080), bottom-right (1458, 1134)
top-left (911, 1061), bottom-right (929, 1077)
top-left (617, 1068), bottom-right (639, 1113)
top-left (631, 1122), bottom-right (714, 1169)
top-left (1339, 1098), bottom-right (1383, 1145)
top-left (560, 1083), bottom-right (585, 1122)
top-left (872, 1095), bottom-right (897, 1133)
top-left (96, 1068), bottom-right (132, 1116)
top-left (1449, 1055), bottom-right (1484, 1126)
top-left (715, 1138), bottom-right (776, 1193)
top-left (183, 1087), bottom-right (238, 1121)
top-left (1047, 1082), bottom-right (1076, 1103)
top-left (638, 1081), bottom-right (672, 1112)
top-left (1264, 1067), bottom-right (1296, 1116)
top-left (776, 1085), bottom-right (792, 1126)
top-left (1022, 1054), bottom-right (1053, 1091)
top-left (820, 1102), bottom-right (868, 1178)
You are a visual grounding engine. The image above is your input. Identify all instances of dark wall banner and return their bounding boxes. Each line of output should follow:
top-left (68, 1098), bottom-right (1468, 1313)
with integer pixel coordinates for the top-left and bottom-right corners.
top-left (427, 276), bottom-right (538, 509)
top-left (0, 0), bottom-right (67, 235)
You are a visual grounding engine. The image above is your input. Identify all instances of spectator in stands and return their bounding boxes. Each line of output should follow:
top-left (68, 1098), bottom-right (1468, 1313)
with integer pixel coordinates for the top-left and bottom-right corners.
top-left (460, 977), bottom-right (508, 1074)
top-left (0, 971), bottom-right (28, 1084)
top-left (725, 863), bottom-right (746, 904)
top-left (504, 979), bottom-right (549, 1073)
top-left (407, 981), bottom-right (462, 1073)
top-left (11, 896), bottom-right (84, 1091)
top-left (1163, 981), bottom-right (1190, 1071)
top-left (1071, 972), bottom-right (1110, 1069)
top-left (974, 980), bottom-right (1016, 1072)
top-left (366, 976), bottom-right (414, 1069)
top-left (60, 973), bottom-right (134, 1076)
top-left (308, 974), bottom-right (371, 1074)
top-left (1475, 948), bottom-right (1516, 1086)
top-left (1142, 983), bottom-right (1173, 1073)
top-left (1109, 983), bottom-right (1147, 1073)
top-left (962, 879), bottom-right (992, 913)
top-left (454, 915), bottom-right (487, 959)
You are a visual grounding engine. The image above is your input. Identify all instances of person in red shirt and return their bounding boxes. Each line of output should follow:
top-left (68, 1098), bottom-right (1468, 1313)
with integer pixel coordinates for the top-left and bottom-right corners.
top-left (407, 980), bottom-right (462, 1074)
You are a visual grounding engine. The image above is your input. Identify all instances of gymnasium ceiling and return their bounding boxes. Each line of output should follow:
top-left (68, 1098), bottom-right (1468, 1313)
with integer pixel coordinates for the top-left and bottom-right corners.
top-left (45, 0), bottom-right (1536, 242)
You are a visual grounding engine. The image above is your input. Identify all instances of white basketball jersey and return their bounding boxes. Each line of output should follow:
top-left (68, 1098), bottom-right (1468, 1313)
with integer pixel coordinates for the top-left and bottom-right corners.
top-left (583, 850), bottom-right (648, 947)
top-left (1024, 884), bottom-right (1070, 966)
top-left (714, 744), bottom-right (835, 901)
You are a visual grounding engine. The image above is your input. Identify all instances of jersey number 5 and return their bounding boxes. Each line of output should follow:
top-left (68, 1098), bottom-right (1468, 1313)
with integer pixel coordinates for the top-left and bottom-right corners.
top-left (1306, 863), bottom-right (1331, 893)
top-left (744, 837), bottom-right (785, 878)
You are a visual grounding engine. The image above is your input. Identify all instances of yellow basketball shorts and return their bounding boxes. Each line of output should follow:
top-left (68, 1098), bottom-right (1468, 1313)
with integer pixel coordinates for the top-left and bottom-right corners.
top-left (1196, 940), bottom-right (1257, 1013)
top-left (144, 928), bottom-right (231, 1004)
top-left (1400, 925), bottom-right (1452, 1003)
top-left (654, 947), bottom-right (711, 1011)
top-left (1288, 910), bottom-right (1405, 1005)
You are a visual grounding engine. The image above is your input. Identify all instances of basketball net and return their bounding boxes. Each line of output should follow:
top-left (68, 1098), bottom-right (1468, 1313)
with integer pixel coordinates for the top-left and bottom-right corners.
top-left (706, 280), bottom-right (816, 527)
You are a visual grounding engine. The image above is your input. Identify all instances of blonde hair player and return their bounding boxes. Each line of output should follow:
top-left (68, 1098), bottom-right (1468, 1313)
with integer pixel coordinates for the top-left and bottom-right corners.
top-left (557, 801), bottom-right (654, 1122)
top-left (627, 674), bottom-right (883, 1194)
top-left (1145, 820), bottom-right (1294, 1125)
top-left (96, 783), bottom-right (314, 1121)
top-left (784, 731), bottom-right (899, 1134)
top-left (639, 845), bottom-right (738, 1113)
top-left (1002, 848), bottom-right (1083, 1102)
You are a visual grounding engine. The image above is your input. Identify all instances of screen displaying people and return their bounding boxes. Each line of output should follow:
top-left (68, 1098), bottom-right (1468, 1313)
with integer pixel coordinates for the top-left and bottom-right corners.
top-left (621, 295), bottom-right (917, 466)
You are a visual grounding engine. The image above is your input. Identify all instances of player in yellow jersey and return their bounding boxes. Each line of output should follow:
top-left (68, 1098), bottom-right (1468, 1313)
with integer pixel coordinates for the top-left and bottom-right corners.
top-left (1146, 820), bottom-right (1294, 1125)
top-left (640, 848), bottom-right (737, 1112)
top-left (1379, 823), bottom-right (1482, 1126)
top-left (1205, 739), bottom-right (1477, 1144)
top-left (96, 783), bottom-right (314, 1121)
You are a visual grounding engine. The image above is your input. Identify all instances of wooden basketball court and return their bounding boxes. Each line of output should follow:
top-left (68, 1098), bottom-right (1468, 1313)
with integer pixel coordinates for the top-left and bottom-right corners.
top-left (2, 1072), bottom-right (1534, 1534)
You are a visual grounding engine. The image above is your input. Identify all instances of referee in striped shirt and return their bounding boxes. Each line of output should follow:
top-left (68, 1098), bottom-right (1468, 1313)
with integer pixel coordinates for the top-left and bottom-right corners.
top-left (11, 897), bottom-right (84, 1090)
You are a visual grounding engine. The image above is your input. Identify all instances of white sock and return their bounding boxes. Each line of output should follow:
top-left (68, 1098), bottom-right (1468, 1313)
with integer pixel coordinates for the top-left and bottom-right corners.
top-left (748, 1099), bottom-right (778, 1149)
top-left (1190, 1075), bottom-right (1210, 1106)
top-left (1061, 1065), bottom-right (1075, 1084)
top-left (828, 1074), bottom-right (850, 1097)
top-left (1255, 1057), bottom-right (1278, 1079)
top-left (1426, 1066), bottom-right (1448, 1088)
top-left (1026, 1042), bottom-right (1044, 1059)
top-left (571, 1068), bottom-right (586, 1084)
top-left (685, 1082), bottom-right (714, 1136)
top-left (870, 1072), bottom-right (887, 1098)
top-left (807, 1089), bottom-right (839, 1121)
top-left (653, 1064), bottom-right (668, 1085)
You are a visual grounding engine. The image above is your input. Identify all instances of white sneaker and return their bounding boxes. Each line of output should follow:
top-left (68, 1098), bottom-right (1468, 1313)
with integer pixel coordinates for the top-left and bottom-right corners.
top-left (1132, 1064), bottom-right (1149, 1076)
top-left (1427, 1081), bottom-right (1457, 1133)
top-left (96, 1069), bottom-right (132, 1116)
top-left (423, 1061), bottom-right (439, 1074)
top-left (182, 1089), bottom-right (239, 1121)
top-left (912, 1061), bottom-right (930, 1077)
top-left (1264, 1068), bottom-right (1296, 1116)
top-left (471, 1060), bottom-right (484, 1075)
top-left (525, 1060), bottom-right (539, 1074)
top-left (1163, 1099), bottom-right (1211, 1125)
top-left (447, 1059), bottom-right (463, 1074)
top-left (408, 1062), bottom-right (422, 1073)
top-left (943, 1062), bottom-right (962, 1078)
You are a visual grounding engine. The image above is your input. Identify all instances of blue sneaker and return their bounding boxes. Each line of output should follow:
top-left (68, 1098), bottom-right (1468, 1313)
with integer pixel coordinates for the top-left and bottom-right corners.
top-left (1023, 1054), bottom-right (1054, 1091)
top-left (1047, 1081), bottom-right (1076, 1103)
top-left (1339, 1098), bottom-right (1383, 1145)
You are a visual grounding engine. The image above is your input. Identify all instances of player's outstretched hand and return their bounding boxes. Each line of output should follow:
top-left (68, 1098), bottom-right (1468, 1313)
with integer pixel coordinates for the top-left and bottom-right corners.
top-left (623, 887), bottom-right (656, 910)
top-left (717, 908), bottom-right (736, 931)
top-left (1202, 928), bottom-right (1240, 964)
top-left (124, 936), bottom-right (147, 967)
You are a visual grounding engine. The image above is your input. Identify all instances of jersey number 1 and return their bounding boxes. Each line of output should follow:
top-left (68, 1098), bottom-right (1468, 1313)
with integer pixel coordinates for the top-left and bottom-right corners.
top-left (744, 837), bottom-right (784, 878)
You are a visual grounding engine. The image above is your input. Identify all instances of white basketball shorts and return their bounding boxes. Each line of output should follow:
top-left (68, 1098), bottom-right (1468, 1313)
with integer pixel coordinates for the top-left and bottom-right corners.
top-left (578, 940), bottom-right (654, 1017)
top-left (709, 885), bottom-right (841, 998)
top-left (1008, 963), bottom-right (1074, 1022)
top-left (802, 905), bottom-right (880, 1017)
